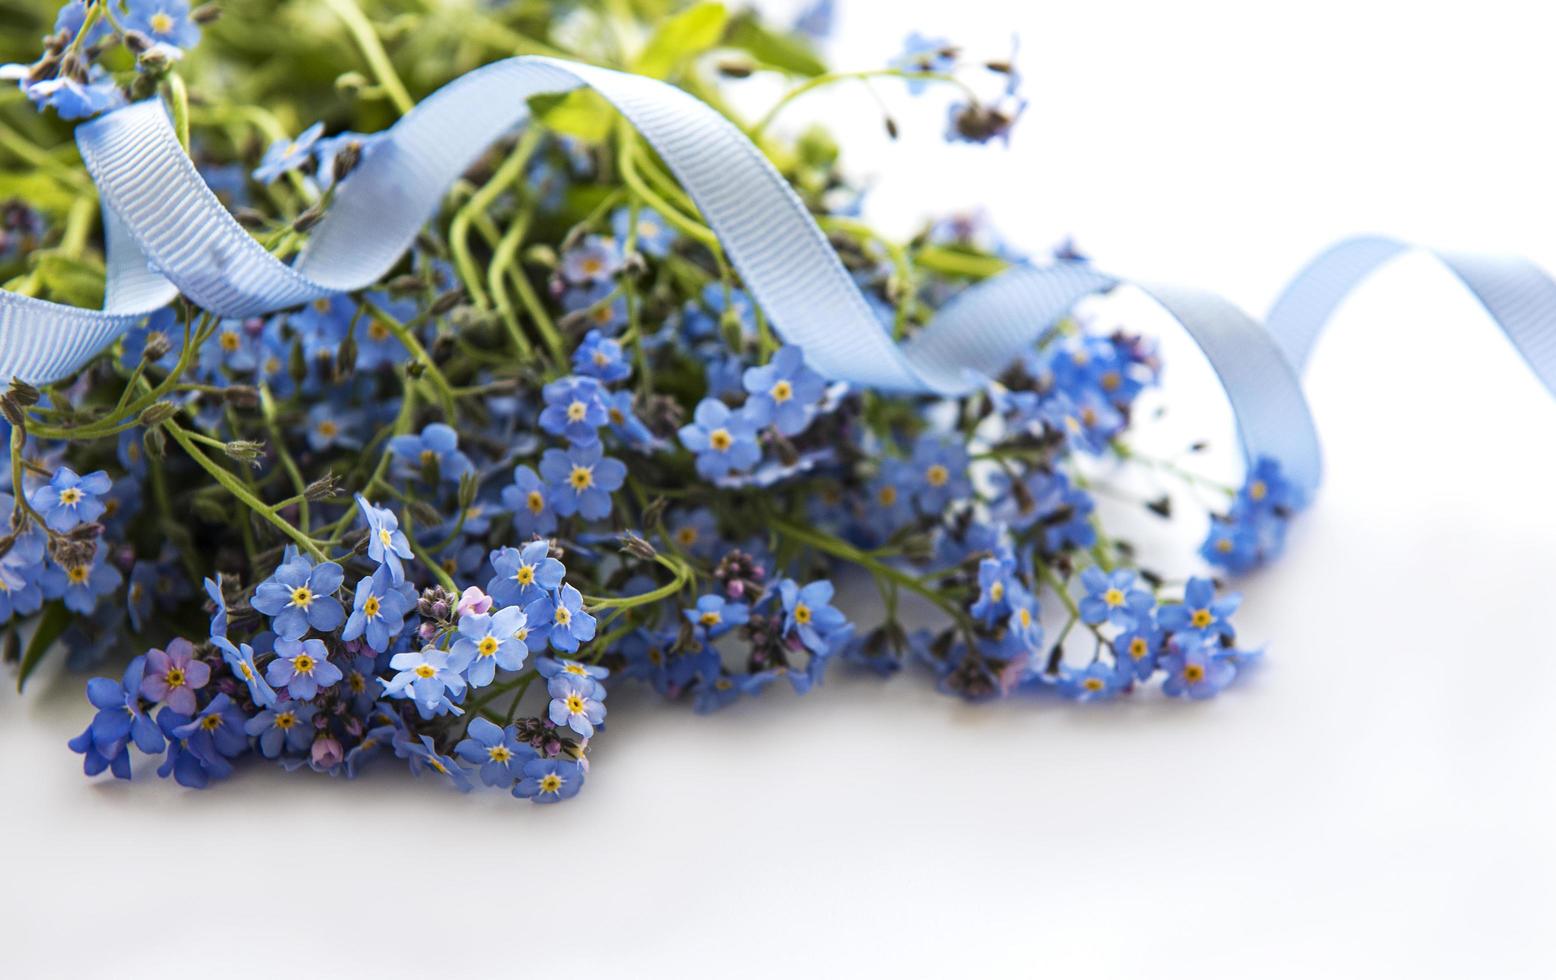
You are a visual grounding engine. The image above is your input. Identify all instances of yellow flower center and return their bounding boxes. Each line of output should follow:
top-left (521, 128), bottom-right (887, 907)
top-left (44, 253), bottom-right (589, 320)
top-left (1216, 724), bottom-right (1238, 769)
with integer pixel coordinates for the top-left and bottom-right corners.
top-left (200, 714), bottom-right (223, 731)
top-left (568, 465), bottom-right (593, 491)
top-left (317, 419), bottom-right (339, 439)
top-left (67, 565), bottom-right (89, 585)
top-left (165, 667), bottom-right (186, 688)
top-left (565, 693), bottom-right (586, 714)
top-left (1018, 608), bottom-right (1033, 629)
top-left (677, 527), bottom-right (698, 547)
top-left (488, 745), bottom-right (513, 764)
top-left (1215, 538), bottom-right (1233, 553)
top-left (1129, 637), bottom-right (1149, 659)
top-left (477, 636), bottom-right (500, 658)
top-left (699, 610), bottom-right (722, 627)
top-left (220, 331), bottom-right (241, 352)
top-left (1103, 587), bottom-right (1125, 607)
top-left (150, 11), bottom-right (174, 34)
top-left (1249, 480), bottom-right (1268, 502)
top-left (564, 664), bottom-right (589, 677)
top-left (239, 662), bottom-right (254, 680)
top-left (877, 485), bottom-right (897, 506)
top-left (525, 490), bottom-right (545, 514)
top-left (925, 464), bottom-right (949, 487)
top-left (1100, 371), bottom-right (1121, 392)
top-left (515, 565), bottom-right (535, 586)
top-left (770, 379), bottom-right (793, 403)
top-left (275, 711), bottom-right (297, 730)
top-left (413, 663), bottom-right (437, 679)
top-left (539, 773), bottom-right (563, 793)
top-left (1184, 663), bottom-right (1206, 684)
top-left (312, 298), bottom-right (331, 313)
top-left (566, 400), bottom-right (588, 422)
top-left (378, 528), bottom-right (393, 548)
top-left (1190, 608), bottom-right (1213, 629)
top-left (290, 585), bottom-right (313, 608)
top-left (554, 605), bottom-right (572, 626)
top-left (709, 428), bottom-right (733, 452)
top-left (990, 582), bottom-right (1005, 602)
top-left (59, 487), bottom-right (83, 506)
top-left (368, 320), bottom-right (390, 341)
top-left (418, 449), bottom-right (438, 469)
top-left (793, 602), bottom-right (812, 625)
top-left (1082, 677), bottom-right (1105, 692)
top-left (292, 653), bottom-right (316, 675)
top-left (363, 596), bottom-right (381, 618)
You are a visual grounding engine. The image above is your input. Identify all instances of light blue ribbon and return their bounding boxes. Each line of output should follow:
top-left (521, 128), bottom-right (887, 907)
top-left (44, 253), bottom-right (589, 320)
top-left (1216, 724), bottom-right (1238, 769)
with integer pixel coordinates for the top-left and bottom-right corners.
top-left (3, 55), bottom-right (1555, 504)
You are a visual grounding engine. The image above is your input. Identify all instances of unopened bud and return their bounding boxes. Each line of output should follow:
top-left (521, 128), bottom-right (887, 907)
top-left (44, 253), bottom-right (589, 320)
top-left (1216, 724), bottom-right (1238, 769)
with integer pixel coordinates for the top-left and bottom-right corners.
top-left (715, 57), bottom-right (754, 78)
top-left (142, 331), bottom-right (172, 363)
top-left (292, 204), bottom-right (325, 233)
top-left (304, 472), bottom-right (343, 502)
top-left (8, 378), bottom-right (40, 407)
top-left (192, 3), bottom-right (222, 24)
top-left (224, 440), bottom-right (265, 466)
top-left (331, 140), bottom-right (363, 184)
top-left (137, 402), bottom-right (180, 427)
top-left (223, 385), bottom-right (260, 408)
top-left (144, 427), bottom-right (167, 460)
top-left (429, 288), bottom-right (464, 317)
top-left (619, 531), bottom-right (657, 561)
top-left (0, 395), bottom-right (24, 429)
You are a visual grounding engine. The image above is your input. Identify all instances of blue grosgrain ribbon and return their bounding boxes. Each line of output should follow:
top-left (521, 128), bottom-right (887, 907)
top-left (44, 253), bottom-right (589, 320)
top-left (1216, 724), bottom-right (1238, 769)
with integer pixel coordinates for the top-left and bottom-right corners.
top-left (3, 56), bottom-right (1556, 502)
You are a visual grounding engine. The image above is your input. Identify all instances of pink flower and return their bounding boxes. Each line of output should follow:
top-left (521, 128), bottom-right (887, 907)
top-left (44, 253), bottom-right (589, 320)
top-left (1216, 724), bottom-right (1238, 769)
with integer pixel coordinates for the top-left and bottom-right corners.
top-left (138, 637), bottom-right (211, 714)
top-left (311, 736), bottom-right (344, 770)
top-left (456, 586), bottom-right (492, 618)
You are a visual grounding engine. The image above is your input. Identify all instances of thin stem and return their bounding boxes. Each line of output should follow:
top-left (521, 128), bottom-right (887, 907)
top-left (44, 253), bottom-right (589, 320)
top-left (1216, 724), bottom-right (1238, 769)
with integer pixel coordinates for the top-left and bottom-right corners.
top-left (324, 0), bottom-right (415, 115)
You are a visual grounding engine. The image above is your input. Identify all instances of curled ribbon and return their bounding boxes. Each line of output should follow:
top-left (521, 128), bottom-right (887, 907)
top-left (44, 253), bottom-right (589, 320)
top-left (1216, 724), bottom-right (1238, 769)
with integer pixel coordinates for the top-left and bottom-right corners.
top-left (3, 56), bottom-right (1555, 503)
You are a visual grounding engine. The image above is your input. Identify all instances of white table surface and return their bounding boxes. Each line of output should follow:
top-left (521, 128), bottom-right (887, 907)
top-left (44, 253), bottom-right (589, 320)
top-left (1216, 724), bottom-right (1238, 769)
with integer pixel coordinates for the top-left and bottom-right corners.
top-left (5, 1), bottom-right (1556, 976)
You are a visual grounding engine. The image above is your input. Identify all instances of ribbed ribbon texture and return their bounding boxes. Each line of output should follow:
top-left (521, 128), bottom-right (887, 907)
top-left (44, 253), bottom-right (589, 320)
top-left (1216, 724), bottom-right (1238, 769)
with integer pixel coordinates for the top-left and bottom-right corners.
top-left (4, 56), bottom-right (1556, 502)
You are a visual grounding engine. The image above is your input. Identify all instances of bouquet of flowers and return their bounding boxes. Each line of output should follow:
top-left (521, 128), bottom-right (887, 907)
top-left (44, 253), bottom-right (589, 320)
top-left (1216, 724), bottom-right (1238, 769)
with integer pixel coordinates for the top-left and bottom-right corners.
top-left (0, 0), bottom-right (1295, 804)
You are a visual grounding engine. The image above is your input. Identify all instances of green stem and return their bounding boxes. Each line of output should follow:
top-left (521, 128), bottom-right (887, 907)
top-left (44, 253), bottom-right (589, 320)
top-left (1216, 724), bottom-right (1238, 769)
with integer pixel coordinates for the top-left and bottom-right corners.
top-left (324, 0), bottom-right (415, 115)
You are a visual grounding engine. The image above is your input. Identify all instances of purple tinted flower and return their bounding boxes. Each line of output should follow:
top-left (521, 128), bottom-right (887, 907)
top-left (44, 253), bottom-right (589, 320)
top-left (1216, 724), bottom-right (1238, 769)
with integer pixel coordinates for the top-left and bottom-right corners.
top-left (538, 375), bottom-right (609, 446)
top-left (547, 675), bottom-right (606, 737)
top-left (264, 637), bottom-right (342, 700)
top-left (140, 638), bottom-right (210, 714)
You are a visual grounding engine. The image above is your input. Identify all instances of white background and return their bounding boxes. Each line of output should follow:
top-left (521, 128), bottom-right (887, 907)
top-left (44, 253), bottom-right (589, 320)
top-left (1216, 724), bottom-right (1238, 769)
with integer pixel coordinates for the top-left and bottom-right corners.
top-left (5, 1), bottom-right (1556, 976)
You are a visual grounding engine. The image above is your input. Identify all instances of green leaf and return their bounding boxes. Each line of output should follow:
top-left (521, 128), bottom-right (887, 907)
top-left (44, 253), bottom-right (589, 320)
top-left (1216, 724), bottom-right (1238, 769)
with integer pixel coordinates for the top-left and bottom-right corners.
top-left (0, 171), bottom-right (79, 216)
top-left (17, 601), bottom-right (71, 693)
top-left (30, 251), bottom-right (106, 308)
top-left (529, 89), bottom-right (618, 143)
top-left (724, 13), bottom-right (826, 77)
top-left (635, 2), bottom-right (728, 79)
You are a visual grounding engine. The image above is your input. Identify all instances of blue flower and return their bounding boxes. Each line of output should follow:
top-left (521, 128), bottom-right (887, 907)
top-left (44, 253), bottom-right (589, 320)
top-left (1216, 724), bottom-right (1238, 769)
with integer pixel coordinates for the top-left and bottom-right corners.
top-left (117, 307), bottom-right (184, 372)
top-left (678, 398), bottom-right (761, 479)
top-left (383, 646), bottom-right (470, 715)
top-left (513, 757), bottom-right (585, 803)
top-left (1057, 662), bottom-right (1127, 701)
top-left (171, 693), bottom-right (249, 760)
top-left (388, 423), bottom-right (474, 485)
top-left (684, 594), bottom-right (749, 638)
top-left (125, 0), bottom-right (202, 51)
top-left (28, 466), bottom-right (109, 531)
top-left (212, 635), bottom-right (277, 708)
top-left (1160, 635), bottom-right (1237, 700)
top-left (522, 584), bottom-right (596, 653)
top-left (500, 465), bottom-right (558, 538)
top-left (455, 717), bottom-right (536, 788)
top-left (397, 734), bottom-right (472, 792)
top-left (540, 442), bottom-right (626, 521)
top-left (454, 605), bottom-right (530, 687)
top-left (253, 122), bottom-right (325, 184)
top-left (244, 700), bottom-right (317, 758)
top-left (357, 494), bottom-right (413, 583)
top-left (17, 66), bottom-right (125, 120)
top-left (560, 234), bottom-right (623, 285)
top-left (573, 329), bottom-right (631, 382)
top-left (612, 206), bottom-right (675, 258)
top-left (604, 390), bottom-right (656, 450)
top-left (969, 553), bottom-right (1015, 625)
top-left (742, 346), bottom-right (826, 436)
top-left (538, 375), bottom-right (609, 445)
top-left (250, 556), bottom-right (345, 640)
top-left (536, 655), bottom-right (610, 695)
top-left (265, 637), bottom-right (342, 700)
top-left (906, 435), bottom-right (971, 514)
top-left (487, 540), bottom-right (565, 608)
top-left (562, 282), bottom-right (628, 334)
top-left (83, 655), bottom-right (166, 759)
top-left (547, 674), bottom-right (606, 737)
top-left (68, 724), bottom-right (130, 780)
top-left (891, 33), bottom-right (956, 94)
top-left (1112, 619), bottom-right (1164, 681)
top-left (778, 579), bottom-right (848, 655)
top-left (1078, 567), bottom-right (1153, 627)
top-left (41, 549), bottom-right (122, 615)
top-left (0, 520), bottom-right (45, 623)
top-left (341, 565), bottom-right (412, 653)
top-left (306, 402), bottom-right (362, 452)
top-left (1156, 577), bottom-right (1240, 641)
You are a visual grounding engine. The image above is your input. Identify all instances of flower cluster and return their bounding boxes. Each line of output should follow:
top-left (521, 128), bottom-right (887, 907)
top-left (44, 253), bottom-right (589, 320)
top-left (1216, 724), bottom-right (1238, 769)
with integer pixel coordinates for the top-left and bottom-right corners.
top-left (0, 0), bottom-right (1304, 806)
